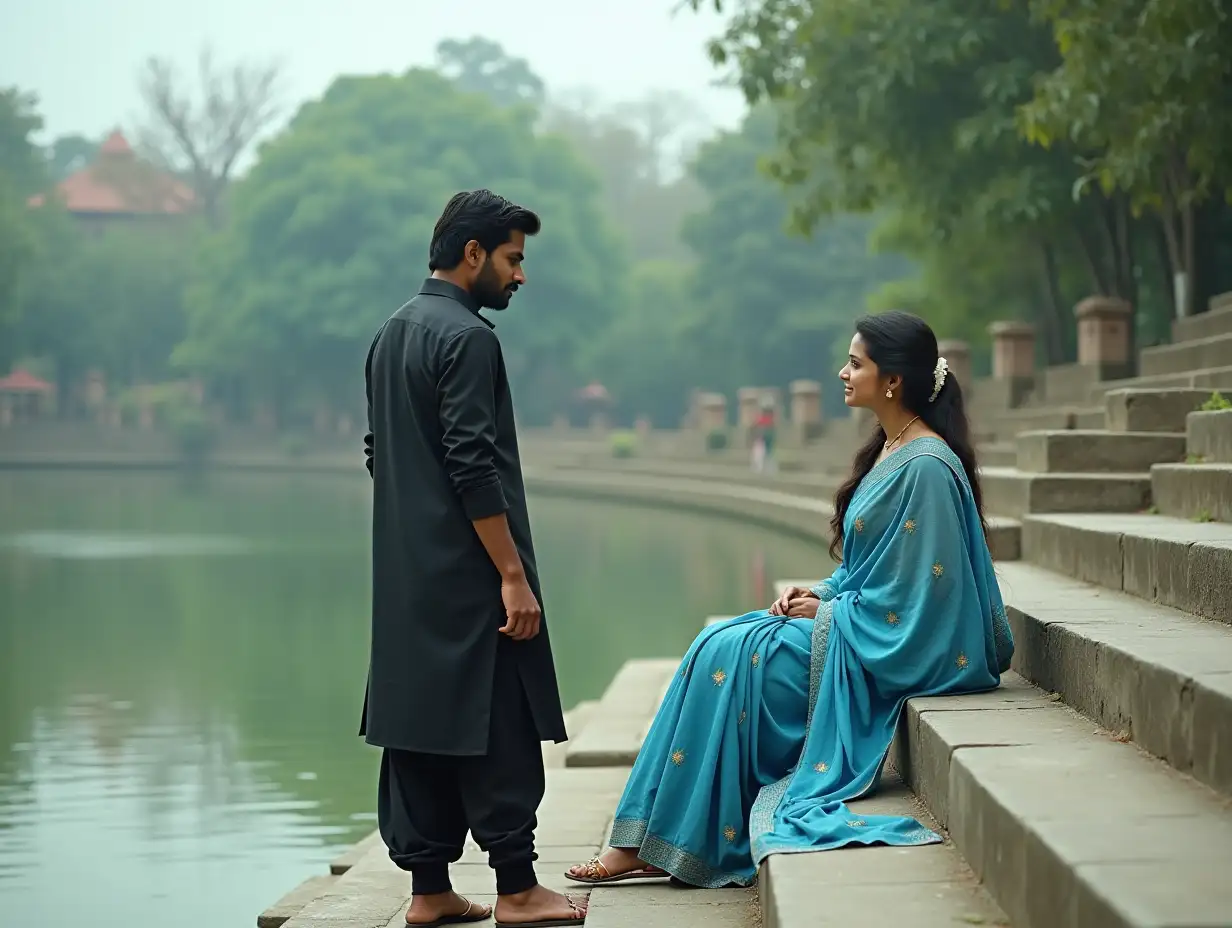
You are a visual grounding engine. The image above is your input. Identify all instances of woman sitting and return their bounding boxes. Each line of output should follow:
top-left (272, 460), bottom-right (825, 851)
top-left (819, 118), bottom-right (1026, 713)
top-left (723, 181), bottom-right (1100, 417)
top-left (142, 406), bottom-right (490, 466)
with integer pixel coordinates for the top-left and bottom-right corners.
top-left (567, 310), bottom-right (1014, 889)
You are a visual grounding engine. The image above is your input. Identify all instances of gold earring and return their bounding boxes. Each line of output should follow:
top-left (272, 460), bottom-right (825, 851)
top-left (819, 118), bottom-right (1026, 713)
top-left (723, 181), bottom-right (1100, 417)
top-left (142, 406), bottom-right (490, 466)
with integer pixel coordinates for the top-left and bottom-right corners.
top-left (886, 389), bottom-right (893, 399)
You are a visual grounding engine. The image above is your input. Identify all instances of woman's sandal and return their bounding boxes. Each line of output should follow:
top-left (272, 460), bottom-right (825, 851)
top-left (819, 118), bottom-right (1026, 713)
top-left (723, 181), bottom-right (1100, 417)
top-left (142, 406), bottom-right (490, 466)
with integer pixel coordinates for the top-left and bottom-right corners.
top-left (494, 894), bottom-right (588, 927)
top-left (563, 856), bottom-right (669, 885)
top-left (406, 897), bottom-right (492, 927)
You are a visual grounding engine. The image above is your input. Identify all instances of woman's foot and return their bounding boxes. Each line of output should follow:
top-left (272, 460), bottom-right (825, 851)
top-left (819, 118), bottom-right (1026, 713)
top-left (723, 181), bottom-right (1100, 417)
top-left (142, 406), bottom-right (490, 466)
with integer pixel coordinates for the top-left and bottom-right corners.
top-left (565, 848), bottom-right (658, 883)
top-left (494, 884), bottom-right (586, 925)
top-left (405, 891), bottom-right (491, 925)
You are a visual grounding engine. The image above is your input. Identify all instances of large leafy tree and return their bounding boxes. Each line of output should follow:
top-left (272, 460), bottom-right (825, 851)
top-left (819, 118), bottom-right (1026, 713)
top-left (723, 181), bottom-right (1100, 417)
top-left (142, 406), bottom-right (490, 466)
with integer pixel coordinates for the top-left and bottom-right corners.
top-left (685, 0), bottom-right (1218, 359)
top-left (177, 68), bottom-right (629, 426)
top-left (1021, 0), bottom-right (1232, 317)
top-left (0, 88), bottom-right (47, 339)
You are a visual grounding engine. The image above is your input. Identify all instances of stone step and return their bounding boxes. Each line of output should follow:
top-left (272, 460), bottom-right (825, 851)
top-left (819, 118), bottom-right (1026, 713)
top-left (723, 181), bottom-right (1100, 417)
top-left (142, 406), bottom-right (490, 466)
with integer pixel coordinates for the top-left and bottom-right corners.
top-left (996, 560), bottom-right (1232, 798)
top-left (978, 442), bottom-right (1016, 467)
top-left (1014, 429), bottom-right (1185, 474)
top-left (899, 672), bottom-right (1232, 928)
top-left (981, 467), bottom-right (1151, 519)
top-left (987, 404), bottom-right (1105, 439)
top-left (758, 775), bottom-right (1006, 928)
top-left (276, 767), bottom-right (631, 928)
top-left (565, 659), bottom-right (680, 768)
top-left (328, 829), bottom-right (383, 875)
top-left (1020, 512), bottom-right (1232, 625)
top-left (1188, 407), bottom-right (1232, 462)
top-left (257, 873), bottom-right (338, 928)
top-left (1088, 365), bottom-right (1232, 406)
top-left (544, 699), bottom-right (603, 768)
top-left (1141, 331), bottom-right (1232, 377)
top-left (1151, 462), bottom-right (1232, 522)
top-left (1104, 387), bottom-right (1216, 432)
top-left (1173, 293), bottom-right (1232, 342)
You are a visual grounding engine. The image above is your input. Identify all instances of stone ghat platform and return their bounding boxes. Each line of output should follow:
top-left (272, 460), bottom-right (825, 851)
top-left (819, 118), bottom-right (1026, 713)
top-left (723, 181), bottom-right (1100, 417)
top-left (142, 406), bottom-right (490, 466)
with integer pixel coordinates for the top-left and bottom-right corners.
top-left (266, 549), bottom-right (1232, 928)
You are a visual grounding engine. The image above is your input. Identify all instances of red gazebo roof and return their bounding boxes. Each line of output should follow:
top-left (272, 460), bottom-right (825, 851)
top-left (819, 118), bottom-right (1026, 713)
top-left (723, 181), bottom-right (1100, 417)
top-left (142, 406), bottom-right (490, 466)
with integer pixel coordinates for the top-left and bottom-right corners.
top-left (0, 369), bottom-right (54, 393)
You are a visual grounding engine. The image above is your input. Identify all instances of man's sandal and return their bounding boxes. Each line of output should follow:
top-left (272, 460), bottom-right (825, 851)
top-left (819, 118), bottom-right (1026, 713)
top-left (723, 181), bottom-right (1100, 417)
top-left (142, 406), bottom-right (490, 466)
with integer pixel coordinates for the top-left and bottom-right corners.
top-left (494, 894), bottom-right (587, 927)
top-left (406, 897), bottom-right (492, 927)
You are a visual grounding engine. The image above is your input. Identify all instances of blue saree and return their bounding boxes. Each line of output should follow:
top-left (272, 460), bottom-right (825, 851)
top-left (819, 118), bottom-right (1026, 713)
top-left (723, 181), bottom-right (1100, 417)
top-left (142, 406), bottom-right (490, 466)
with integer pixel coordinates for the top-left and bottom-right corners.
top-left (609, 437), bottom-right (1015, 887)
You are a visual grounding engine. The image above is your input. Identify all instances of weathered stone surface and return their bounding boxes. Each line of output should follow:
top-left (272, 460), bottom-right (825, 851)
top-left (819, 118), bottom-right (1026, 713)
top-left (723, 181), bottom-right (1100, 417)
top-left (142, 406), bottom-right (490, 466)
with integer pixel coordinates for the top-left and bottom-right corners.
top-left (904, 680), bottom-right (1232, 928)
top-left (982, 468), bottom-right (1151, 519)
top-left (1015, 430), bottom-right (1184, 473)
top-left (1173, 296), bottom-right (1232, 342)
top-left (996, 560), bottom-right (1232, 798)
top-left (566, 659), bottom-right (678, 767)
top-left (1105, 388), bottom-right (1212, 434)
top-left (1151, 462), bottom-right (1232, 521)
top-left (1141, 331), bottom-right (1232, 377)
top-left (759, 779), bottom-right (1005, 928)
top-left (259, 874), bottom-right (338, 928)
top-left (330, 830), bottom-right (381, 875)
top-left (1187, 408), bottom-right (1232, 462)
top-left (1021, 512), bottom-right (1232, 625)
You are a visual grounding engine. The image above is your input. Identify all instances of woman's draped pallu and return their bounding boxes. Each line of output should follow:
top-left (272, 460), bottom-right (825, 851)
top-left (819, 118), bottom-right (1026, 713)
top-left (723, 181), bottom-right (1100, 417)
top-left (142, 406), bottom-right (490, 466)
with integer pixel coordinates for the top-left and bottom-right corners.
top-left (608, 437), bottom-right (1015, 887)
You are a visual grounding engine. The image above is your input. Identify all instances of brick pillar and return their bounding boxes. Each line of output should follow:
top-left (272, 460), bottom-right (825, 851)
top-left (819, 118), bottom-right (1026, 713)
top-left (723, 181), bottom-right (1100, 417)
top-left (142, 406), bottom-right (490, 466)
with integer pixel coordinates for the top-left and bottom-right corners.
top-left (1076, 296), bottom-right (1132, 366)
top-left (936, 339), bottom-right (972, 391)
top-left (989, 321), bottom-right (1036, 379)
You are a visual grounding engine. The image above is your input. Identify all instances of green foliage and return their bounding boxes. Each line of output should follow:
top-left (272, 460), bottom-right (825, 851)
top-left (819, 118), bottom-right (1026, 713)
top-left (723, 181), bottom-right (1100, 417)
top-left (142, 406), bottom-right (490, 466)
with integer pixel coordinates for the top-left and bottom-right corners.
top-left (165, 399), bottom-right (217, 463)
top-left (609, 430), bottom-right (638, 458)
top-left (1200, 391), bottom-right (1231, 411)
top-left (177, 67), bottom-right (629, 425)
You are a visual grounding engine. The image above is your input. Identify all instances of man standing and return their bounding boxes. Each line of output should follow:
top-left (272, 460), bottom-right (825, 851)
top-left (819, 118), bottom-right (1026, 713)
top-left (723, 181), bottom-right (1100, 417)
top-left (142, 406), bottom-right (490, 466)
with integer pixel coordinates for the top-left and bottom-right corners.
top-left (362, 190), bottom-right (583, 927)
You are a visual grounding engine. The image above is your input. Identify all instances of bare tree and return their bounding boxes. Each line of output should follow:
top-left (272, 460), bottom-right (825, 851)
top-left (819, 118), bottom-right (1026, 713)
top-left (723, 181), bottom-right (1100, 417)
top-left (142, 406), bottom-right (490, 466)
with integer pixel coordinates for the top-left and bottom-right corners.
top-left (137, 47), bottom-right (282, 225)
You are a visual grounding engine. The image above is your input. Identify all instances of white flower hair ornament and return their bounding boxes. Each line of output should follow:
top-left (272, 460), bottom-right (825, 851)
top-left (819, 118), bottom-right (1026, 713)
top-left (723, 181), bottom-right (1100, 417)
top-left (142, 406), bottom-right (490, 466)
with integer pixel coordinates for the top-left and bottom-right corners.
top-left (929, 357), bottom-right (949, 403)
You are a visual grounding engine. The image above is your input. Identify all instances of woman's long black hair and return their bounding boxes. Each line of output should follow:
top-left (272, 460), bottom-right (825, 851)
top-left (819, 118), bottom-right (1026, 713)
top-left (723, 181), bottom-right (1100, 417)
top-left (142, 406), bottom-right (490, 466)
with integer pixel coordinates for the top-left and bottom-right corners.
top-left (828, 311), bottom-right (986, 562)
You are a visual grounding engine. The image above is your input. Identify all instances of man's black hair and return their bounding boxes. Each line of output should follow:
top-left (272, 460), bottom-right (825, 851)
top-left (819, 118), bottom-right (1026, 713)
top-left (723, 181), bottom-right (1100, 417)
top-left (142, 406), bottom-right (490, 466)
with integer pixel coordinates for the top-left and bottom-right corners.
top-left (428, 189), bottom-right (541, 271)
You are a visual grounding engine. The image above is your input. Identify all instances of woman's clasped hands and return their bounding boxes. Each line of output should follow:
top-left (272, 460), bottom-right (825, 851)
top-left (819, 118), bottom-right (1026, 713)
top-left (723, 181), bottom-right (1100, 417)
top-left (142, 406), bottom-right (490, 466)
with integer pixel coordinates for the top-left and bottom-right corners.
top-left (768, 585), bottom-right (821, 619)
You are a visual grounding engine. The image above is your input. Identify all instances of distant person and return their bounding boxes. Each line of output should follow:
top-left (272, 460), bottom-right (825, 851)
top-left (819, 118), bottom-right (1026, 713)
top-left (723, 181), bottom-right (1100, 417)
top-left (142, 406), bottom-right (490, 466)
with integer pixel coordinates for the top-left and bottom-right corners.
top-left (751, 399), bottom-right (776, 474)
top-left (564, 311), bottom-right (1013, 889)
top-left (362, 190), bottom-right (584, 927)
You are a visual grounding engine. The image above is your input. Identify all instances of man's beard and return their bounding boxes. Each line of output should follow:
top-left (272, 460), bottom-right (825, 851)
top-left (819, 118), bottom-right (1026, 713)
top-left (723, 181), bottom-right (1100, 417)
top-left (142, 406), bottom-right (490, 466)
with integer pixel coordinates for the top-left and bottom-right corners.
top-left (474, 261), bottom-right (517, 310)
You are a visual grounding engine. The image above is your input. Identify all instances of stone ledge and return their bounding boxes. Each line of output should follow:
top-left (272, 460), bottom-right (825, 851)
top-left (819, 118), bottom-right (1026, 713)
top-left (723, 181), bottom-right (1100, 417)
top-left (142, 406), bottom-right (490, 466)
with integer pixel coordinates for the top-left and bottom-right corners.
top-left (1104, 388), bottom-right (1213, 433)
top-left (1187, 408), bottom-right (1232, 463)
top-left (526, 468), bottom-right (1021, 562)
top-left (565, 659), bottom-right (679, 768)
top-left (899, 674), bottom-right (1232, 928)
top-left (1151, 462), bottom-right (1232, 522)
top-left (1141, 331), bottom-right (1232, 377)
top-left (1014, 429), bottom-right (1184, 474)
top-left (981, 467), bottom-right (1151, 519)
top-left (759, 777), bottom-right (1006, 928)
top-left (1020, 512), bottom-right (1232, 625)
top-left (1173, 298), bottom-right (1232, 344)
top-left (996, 561), bottom-right (1232, 798)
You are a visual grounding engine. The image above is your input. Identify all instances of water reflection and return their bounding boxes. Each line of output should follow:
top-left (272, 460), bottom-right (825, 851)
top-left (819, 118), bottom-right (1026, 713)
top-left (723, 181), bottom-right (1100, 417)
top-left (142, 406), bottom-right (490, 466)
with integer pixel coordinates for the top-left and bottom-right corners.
top-left (0, 470), bottom-right (826, 926)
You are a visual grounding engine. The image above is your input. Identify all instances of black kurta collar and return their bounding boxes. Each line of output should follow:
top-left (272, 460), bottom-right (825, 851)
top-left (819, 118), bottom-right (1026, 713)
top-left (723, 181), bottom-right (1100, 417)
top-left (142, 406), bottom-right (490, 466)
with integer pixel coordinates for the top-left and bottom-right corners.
top-left (419, 277), bottom-right (495, 329)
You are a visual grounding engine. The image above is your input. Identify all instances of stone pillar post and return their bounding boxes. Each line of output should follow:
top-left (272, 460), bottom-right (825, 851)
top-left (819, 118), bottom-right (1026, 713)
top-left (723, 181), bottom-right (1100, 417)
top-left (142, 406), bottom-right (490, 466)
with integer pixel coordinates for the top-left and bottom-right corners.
top-left (698, 393), bottom-right (727, 431)
top-left (789, 379), bottom-right (823, 441)
top-left (1076, 296), bottom-right (1133, 367)
top-left (936, 339), bottom-right (972, 392)
top-left (989, 321), bottom-right (1036, 379)
top-left (737, 387), bottom-right (762, 430)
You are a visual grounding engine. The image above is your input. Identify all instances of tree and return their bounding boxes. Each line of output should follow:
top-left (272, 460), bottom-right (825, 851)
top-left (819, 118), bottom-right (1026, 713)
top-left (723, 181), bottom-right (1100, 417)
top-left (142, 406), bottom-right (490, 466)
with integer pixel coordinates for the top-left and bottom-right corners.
top-left (0, 88), bottom-right (47, 338)
top-left (176, 68), bottom-right (629, 427)
top-left (685, 0), bottom-right (1167, 360)
top-left (45, 134), bottom-right (100, 181)
top-left (137, 47), bottom-right (282, 226)
top-left (435, 37), bottom-right (546, 109)
top-left (1020, 0), bottom-right (1232, 317)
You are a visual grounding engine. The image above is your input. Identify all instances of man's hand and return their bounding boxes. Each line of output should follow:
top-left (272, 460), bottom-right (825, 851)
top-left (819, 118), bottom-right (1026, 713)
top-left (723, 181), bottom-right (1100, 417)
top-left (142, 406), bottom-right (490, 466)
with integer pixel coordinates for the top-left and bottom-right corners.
top-left (770, 585), bottom-right (817, 616)
top-left (500, 574), bottom-right (542, 640)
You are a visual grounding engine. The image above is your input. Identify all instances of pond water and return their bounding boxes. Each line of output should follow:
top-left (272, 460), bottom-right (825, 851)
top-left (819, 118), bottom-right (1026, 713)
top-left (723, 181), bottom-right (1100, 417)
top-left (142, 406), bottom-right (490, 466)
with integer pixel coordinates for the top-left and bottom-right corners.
top-left (0, 470), bottom-right (828, 926)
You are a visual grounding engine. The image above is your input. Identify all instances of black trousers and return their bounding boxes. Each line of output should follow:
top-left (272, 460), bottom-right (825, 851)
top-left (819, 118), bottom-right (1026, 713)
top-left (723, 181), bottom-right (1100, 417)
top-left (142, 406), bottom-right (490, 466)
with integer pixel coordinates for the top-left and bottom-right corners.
top-left (377, 650), bottom-right (545, 896)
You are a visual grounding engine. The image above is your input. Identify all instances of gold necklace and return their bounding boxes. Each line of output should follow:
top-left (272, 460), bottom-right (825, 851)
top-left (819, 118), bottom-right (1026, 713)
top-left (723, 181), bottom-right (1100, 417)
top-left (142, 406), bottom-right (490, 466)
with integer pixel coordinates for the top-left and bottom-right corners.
top-left (884, 416), bottom-right (920, 452)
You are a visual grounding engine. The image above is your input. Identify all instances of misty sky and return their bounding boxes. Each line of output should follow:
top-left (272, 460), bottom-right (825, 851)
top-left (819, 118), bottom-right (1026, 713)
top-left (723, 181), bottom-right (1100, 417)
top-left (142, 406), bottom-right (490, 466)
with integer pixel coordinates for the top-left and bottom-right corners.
top-left (1, 0), bottom-right (746, 145)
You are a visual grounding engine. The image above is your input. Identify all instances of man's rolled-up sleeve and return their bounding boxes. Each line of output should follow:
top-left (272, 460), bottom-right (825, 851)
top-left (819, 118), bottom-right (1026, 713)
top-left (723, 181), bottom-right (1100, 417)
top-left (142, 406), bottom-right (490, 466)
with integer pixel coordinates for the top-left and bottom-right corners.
top-left (436, 327), bottom-right (508, 520)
